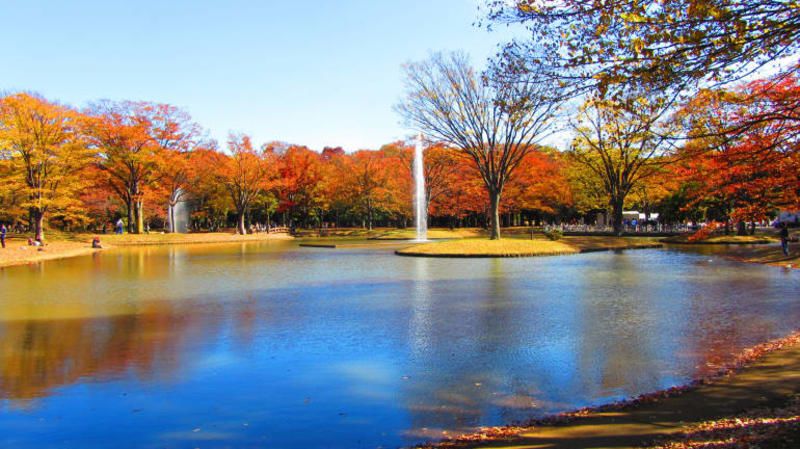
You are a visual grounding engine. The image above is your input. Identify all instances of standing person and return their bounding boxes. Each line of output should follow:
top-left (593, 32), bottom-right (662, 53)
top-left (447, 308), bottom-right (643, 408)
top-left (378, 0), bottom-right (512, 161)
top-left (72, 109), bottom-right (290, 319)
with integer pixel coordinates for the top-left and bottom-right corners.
top-left (115, 218), bottom-right (124, 235)
top-left (779, 222), bottom-right (790, 256)
top-left (0, 223), bottom-right (6, 249)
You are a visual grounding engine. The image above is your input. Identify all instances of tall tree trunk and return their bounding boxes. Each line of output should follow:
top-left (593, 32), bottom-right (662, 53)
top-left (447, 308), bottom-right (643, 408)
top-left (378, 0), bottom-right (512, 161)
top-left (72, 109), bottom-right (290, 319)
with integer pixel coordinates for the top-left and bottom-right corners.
top-left (489, 190), bottom-right (501, 240)
top-left (736, 220), bottom-right (747, 236)
top-left (169, 204), bottom-right (176, 233)
top-left (611, 196), bottom-right (624, 236)
top-left (237, 211), bottom-right (247, 235)
top-left (33, 209), bottom-right (45, 241)
top-left (127, 201), bottom-right (135, 234)
top-left (367, 200), bottom-right (373, 231)
top-left (134, 200), bottom-right (144, 234)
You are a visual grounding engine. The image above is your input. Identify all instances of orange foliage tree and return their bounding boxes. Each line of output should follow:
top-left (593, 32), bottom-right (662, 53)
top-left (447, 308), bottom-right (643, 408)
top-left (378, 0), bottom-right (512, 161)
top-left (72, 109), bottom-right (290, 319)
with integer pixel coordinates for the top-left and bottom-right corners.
top-left (87, 101), bottom-right (167, 234)
top-left (676, 72), bottom-right (800, 232)
top-left (336, 150), bottom-right (396, 230)
top-left (185, 147), bottom-right (230, 231)
top-left (216, 133), bottom-right (273, 234)
top-left (275, 145), bottom-right (326, 228)
top-left (503, 149), bottom-right (573, 223)
top-left (0, 93), bottom-right (94, 239)
top-left (149, 104), bottom-right (203, 232)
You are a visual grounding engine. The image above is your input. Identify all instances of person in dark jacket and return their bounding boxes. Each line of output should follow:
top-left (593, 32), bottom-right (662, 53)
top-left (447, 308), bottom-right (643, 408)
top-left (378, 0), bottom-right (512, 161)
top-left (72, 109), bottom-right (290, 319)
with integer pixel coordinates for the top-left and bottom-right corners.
top-left (779, 222), bottom-right (790, 256)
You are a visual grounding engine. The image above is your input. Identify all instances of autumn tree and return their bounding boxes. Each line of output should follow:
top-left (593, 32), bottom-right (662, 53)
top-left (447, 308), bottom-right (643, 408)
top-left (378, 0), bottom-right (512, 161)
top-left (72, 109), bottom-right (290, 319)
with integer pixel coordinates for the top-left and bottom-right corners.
top-left (185, 147), bottom-right (230, 231)
top-left (382, 140), bottom-right (465, 219)
top-left (569, 91), bottom-right (676, 235)
top-left (160, 149), bottom-right (192, 232)
top-left (148, 104), bottom-right (202, 233)
top-left (217, 133), bottom-right (273, 234)
top-left (397, 52), bottom-right (561, 239)
top-left (504, 149), bottom-right (573, 223)
top-left (276, 145), bottom-right (325, 228)
top-left (676, 76), bottom-right (800, 232)
top-left (338, 150), bottom-right (394, 230)
top-left (87, 101), bottom-right (166, 234)
top-left (0, 93), bottom-right (94, 239)
top-left (488, 0), bottom-right (800, 95)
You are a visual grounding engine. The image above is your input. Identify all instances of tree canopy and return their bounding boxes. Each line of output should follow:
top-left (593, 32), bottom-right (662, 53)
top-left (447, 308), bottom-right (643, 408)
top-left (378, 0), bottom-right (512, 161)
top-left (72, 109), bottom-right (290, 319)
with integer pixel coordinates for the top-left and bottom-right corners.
top-left (488, 0), bottom-right (800, 95)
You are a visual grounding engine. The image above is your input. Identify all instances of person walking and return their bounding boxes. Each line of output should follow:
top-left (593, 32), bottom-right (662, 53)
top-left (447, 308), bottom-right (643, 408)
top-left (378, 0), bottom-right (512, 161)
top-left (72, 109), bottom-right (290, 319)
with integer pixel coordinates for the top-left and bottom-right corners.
top-left (115, 218), bottom-right (124, 235)
top-left (779, 222), bottom-right (790, 256)
top-left (0, 223), bottom-right (6, 249)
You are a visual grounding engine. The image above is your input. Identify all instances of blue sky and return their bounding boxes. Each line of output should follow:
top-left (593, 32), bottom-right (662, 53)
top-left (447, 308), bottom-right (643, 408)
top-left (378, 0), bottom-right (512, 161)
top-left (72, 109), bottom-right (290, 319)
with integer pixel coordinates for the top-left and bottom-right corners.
top-left (1, 0), bottom-right (518, 151)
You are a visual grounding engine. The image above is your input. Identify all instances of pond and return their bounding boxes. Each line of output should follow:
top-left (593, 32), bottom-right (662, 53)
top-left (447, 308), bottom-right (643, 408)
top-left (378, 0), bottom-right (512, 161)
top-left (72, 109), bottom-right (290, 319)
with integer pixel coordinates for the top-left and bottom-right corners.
top-left (0, 242), bottom-right (798, 449)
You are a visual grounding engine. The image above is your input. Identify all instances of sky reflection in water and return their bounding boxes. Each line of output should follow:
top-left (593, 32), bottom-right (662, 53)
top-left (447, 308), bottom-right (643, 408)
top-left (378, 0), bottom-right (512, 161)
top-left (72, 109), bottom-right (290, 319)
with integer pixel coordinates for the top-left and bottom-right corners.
top-left (0, 242), bottom-right (798, 449)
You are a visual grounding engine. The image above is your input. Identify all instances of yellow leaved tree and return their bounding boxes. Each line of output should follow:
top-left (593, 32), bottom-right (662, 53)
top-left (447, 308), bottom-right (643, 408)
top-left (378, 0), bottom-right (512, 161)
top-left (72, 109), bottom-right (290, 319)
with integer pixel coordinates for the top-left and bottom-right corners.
top-left (0, 93), bottom-right (94, 240)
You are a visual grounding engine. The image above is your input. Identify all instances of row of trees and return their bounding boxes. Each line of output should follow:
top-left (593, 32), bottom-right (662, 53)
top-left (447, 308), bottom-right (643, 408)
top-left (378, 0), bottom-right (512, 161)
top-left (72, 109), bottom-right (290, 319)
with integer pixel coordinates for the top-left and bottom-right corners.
top-left (0, 66), bottom-right (797, 239)
top-left (461, 0), bottom-right (800, 236)
top-left (1, 0), bottom-right (798, 238)
top-left (0, 93), bottom-right (569, 236)
top-left (397, 53), bottom-right (798, 237)
top-left (390, 0), bottom-right (800, 238)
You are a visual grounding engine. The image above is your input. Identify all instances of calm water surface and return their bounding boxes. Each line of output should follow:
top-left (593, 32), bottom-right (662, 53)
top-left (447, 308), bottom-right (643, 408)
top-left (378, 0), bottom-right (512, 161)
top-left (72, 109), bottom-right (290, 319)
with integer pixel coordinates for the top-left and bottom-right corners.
top-left (0, 242), bottom-right (798, 449)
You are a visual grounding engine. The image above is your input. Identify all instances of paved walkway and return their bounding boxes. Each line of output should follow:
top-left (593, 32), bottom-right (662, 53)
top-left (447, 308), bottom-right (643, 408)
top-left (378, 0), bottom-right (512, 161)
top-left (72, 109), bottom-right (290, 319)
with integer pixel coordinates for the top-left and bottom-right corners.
top-left (457, 341), bottom-right (800, 449)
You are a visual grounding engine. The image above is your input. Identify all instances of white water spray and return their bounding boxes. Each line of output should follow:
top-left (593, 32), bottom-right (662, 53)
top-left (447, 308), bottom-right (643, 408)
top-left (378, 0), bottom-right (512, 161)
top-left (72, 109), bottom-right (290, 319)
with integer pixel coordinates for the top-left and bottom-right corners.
top-left (413, 133), bottom-right (428, 241)
top-left (168, 188), bottom-right (190, 233)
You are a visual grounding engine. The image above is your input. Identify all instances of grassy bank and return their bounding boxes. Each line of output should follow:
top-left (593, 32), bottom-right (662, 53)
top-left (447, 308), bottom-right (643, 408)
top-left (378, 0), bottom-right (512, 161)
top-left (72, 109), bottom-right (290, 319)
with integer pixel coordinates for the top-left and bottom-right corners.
top-left (663, 234), bottom-right (776, 244)
top-left (0, 231), bottom-right (292, 268)
top-left (396, 235), bottom-right (663, 258)
top-left (0, 239), bottom-right (101, 269)
top-left (563, 235), bottom-right (663, 251)
top-left (709, 243), bottom-right (799, 268)
top-left (396, 239), bottom-right (579, 257)
top-left (661, 231), bottom-right (798, 269)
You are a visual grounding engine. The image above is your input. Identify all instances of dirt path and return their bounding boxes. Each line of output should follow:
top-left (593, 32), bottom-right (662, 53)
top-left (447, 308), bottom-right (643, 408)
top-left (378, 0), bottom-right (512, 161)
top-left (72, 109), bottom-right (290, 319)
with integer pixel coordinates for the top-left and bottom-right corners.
top-left (424, 334), bottom-right (800, 449)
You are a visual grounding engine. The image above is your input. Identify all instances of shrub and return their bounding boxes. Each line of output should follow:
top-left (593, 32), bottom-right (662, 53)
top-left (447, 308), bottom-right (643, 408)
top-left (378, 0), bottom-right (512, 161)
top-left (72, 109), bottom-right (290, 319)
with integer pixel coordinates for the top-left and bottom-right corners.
top-left (544, 229), bottom-right (563, 241)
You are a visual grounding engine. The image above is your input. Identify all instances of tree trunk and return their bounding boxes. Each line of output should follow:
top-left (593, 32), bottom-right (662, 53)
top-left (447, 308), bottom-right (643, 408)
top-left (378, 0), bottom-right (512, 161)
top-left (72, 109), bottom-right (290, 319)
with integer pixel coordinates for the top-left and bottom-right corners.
top-left (611, 196), bottom-right (624, 236)
top-left (489, 190), bottom-right (501, 240)
top-left (127, 201), bottom-right (135, 234)
top-left (736, 221), bottom-right (747, 236)
top-left (135, 200), bottom-right (144, 234)
top-left (33, 209), bottom-right (45, 241)
top-left (237, 211), bottom-right (247, 235)
top-left (169, 204), bottom-right (176, 233)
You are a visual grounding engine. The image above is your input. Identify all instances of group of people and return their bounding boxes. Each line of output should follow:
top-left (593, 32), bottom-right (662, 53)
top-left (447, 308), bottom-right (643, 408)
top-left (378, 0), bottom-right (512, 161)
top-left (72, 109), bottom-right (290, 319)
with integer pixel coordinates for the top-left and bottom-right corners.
top-left (0, 223), bottom-right (44, 249)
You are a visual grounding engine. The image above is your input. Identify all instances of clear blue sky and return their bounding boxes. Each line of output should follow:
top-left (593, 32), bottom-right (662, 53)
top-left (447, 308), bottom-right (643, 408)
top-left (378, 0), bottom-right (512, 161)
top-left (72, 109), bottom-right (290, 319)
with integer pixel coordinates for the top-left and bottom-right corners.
top-left (1, 0), bottom-right (517, 152)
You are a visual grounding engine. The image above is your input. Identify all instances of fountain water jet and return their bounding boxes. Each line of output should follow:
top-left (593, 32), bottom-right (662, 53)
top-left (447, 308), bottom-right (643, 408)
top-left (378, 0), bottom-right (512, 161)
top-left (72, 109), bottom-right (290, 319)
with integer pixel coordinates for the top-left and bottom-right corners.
top-left (413, 133), bottom-right (428, 241)
top-left (168, 188), bottom-right (190, 233)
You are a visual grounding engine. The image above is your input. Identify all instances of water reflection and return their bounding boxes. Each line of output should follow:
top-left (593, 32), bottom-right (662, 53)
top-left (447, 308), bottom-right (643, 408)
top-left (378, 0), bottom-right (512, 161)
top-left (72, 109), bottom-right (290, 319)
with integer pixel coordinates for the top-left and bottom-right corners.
top-left (0, 244), bottom-right (797, 449)
top-left (0, 306), bottom-right (187, 402)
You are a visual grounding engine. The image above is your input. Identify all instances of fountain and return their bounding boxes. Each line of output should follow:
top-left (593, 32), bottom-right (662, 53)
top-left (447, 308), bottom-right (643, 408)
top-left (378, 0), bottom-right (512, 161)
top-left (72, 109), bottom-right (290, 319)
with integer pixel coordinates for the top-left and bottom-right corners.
top-left (413, 133), bottom-right (428, 241)
top-left (168, 188), bottom-right (190, 233)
